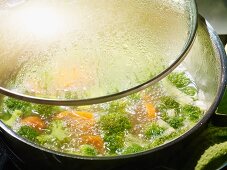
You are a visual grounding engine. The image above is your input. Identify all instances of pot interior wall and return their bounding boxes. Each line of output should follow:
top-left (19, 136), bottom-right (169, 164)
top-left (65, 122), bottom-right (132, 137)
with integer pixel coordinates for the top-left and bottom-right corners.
top-left (181, 17), bottom-right (221, 108)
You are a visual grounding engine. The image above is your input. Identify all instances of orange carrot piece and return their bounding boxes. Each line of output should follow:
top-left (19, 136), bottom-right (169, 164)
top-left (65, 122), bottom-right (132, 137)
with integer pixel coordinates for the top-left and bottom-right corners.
top-left (145, 103), bottom-right (156, 119)
top-left (55, 111), bottom-right (95, 131)
top-left (81, 135), bottom-right (104, 152)
top-left (56, 111), bottom-right (94, 120)
top-left (55, 111), bottom-right (74, 119)
top-left (75, 111), bottom-right (94, 119)
top-left (21, 116), bottom-right (45, 130)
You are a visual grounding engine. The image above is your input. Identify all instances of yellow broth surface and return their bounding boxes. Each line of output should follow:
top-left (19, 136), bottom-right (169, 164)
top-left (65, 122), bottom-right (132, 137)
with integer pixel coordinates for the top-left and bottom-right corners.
top-left (0, 71), bottom-right (207, 156)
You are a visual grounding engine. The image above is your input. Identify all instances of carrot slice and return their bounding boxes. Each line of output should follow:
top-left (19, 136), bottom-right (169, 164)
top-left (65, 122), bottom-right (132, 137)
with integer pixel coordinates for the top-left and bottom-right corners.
top-left (76, 111), bottom-right (94, 119)
top-left (56, 111), bottom-right (94, 120)
top-left (55, 111), bottom-right (74, 119)
top-left (81, 135), bottom-right (104, 152)
top-left (145, 103), bottom-right (156, 119)
top-left (21, 116), bottom-right (45, 130)
top-left (56, 111), bottom-right (95, 131)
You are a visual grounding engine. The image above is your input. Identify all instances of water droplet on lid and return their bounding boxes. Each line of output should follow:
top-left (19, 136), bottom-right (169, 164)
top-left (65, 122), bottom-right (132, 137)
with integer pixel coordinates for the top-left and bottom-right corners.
top-left (122, 44), bottom-right (128, 50)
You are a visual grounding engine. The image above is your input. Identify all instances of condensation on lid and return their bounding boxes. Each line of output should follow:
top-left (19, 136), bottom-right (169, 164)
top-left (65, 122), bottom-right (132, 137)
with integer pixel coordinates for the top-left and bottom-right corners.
top-left (0, 0), bottom-right (197, 104)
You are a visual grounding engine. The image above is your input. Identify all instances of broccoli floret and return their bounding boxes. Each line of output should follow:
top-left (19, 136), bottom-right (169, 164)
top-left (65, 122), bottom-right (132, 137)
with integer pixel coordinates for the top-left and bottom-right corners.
top-left (181, 86), bottom-right (197, 96)
top-left (167, 116), bottom-right (184, 129)
top-left (17, 125), bottom-right (39, 141)
top-left (99, 113), bottom-right (131, 134)
top-left (128, 92), bottom-right (141, 101)
top-left (104, 133), bottom-right (124, 153)
top-left (2, 110), bottom-right (22, 127)
top-left (168, 72), bottom-right (191, 88)
top-left (122, 144), bottom-right (144, 154)
top-left (79, 144), bottom-right (97, 156)
top-left (147, 128), bottom-right (188, 149)
top-left (145, 122), bottom-right (166, 139)
top-left (160, 96), bottom-right (180, 110)
top-left (182, 105), bottom-right (202, 122)
top-left (108, 101), bottom-right (127, 114)
top-left (195, 141), bottom-right (227, 170)
top-left (32, 104), bottom-right (61, 118)
top-left (49, 120), bottom-right (69, 141)
top-left (37, 120), bottom-right (69, 144)
top-left (0, 110), bottom-right (11, 121)
top-left (3, 97), bottom-right (32, 114)
top-left (36, 134), bottom-right (55, 144)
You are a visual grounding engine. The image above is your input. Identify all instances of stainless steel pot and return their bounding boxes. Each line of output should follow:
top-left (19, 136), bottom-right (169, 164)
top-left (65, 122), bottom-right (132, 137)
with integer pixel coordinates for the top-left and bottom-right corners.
top-left (0, 16), bottom-right (226, 170)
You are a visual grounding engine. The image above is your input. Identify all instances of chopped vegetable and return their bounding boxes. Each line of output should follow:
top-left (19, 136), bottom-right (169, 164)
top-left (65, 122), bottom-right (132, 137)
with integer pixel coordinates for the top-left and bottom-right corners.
top-left (76, 111), bottom-right (94, 119)
top-left (36, 120), bottom-right (69, 144)
top-left (129, 92), bottom-right (141, 101)
top-left (32, 104), bottom-right (61, 118)
top-left (145, 103), bottom-right (156, 119)
top-left (81, 135), bottom-right (104, 152)
top-left (160, 96), bottom-right (180, 110)
top-left (147, 127), bottom-right (189, 150)
top-left (181, 86), bottom-right (197, 96)
top-left (122, 144), bottom-right (144, 154)
top-left (167, 116), bottom-right (184, 129)
top-left (99, 113), bottom-right (131, 134)
top-left (108, 101), bottom-right (127, 113)
top-left (79, 145), bottom-right (98, 156)
top-left (145, 122), bottom-right (166, 139)
top-left (56, 111), bottom-right (94, 120)
top-left (56, 111), bottom-right (95, 132)
top-left (182, 105), bottom-right (202, 122)
top-left (17, 125), bottom-right (39, 141)
top-left (4, 97), bottom-right (31, 115)
top-left (21, 116), bottom-right (45, 130)
top-left (2, 110), bottom-right (22, 127)
top-left (168, 72), bottom-right (191, 88)
top-left (104, 133), bottom-right (124, 153)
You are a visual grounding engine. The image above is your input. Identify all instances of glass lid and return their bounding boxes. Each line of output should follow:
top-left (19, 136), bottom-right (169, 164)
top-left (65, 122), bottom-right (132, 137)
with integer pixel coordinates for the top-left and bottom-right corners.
top-left (0, 0), bottom-right (197, 105)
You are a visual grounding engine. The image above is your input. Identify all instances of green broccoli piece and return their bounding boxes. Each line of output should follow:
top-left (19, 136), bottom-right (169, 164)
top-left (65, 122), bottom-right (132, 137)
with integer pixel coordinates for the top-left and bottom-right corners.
top-left (99, 113), bottom-right (131, 134)
top-left (195, 141), bottom-right (227, 170)
top-left (17, 125), bottom-right (39, 141)
top-left (147, 127), bottom-right (189, 149)
top-left (122, 144), bottom-right (144, 154)
top-left (79, 145), bottom-right (97, 156)
top-left (181, 86), bottom-right (197, 96)
top-left (168, 72), bottom-right (191, 88)
top-left (36, 134), bottom-right (55, 144)
top-left (2, 110), bottom-right (22, 127)
top-left (160, 96), bottom-right (180, 110)
top-left (104, 133), bottom-right (124, 153)
top-left (128, 92), bottom-right (141, 101)
top-left (3, 97), bottom-right (32, 114)
top-left (0, 110), bottom-right (11, 121)
top-left (167, 116), bottom-right (184, 129)
top-left (36, 120), bottom-right (69, 144)
top-left (32, 104), bottom-right (61, 118)
top-left (182, 105), bottom-right (202, 122)
top-left (108, 101), bottom-right (127, 114)
top-left (145, 122), bottom-right (166, 139)
top-left (49, 120), bottom-right (69, 141)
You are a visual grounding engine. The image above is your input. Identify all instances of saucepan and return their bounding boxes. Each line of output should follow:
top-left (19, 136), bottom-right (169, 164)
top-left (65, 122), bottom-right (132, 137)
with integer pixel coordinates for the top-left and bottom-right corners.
top-left (0, 1), bottom-right (226, 170)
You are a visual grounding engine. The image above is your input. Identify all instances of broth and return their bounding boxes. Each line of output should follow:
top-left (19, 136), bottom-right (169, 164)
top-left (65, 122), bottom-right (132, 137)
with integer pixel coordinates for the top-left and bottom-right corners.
top-left (0, 70), bottom-right (206, 156)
